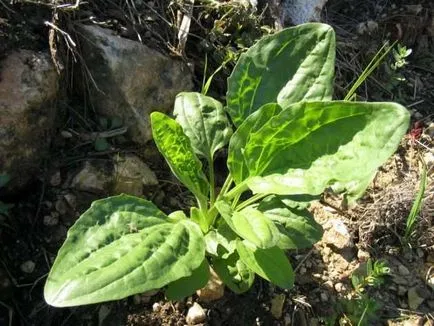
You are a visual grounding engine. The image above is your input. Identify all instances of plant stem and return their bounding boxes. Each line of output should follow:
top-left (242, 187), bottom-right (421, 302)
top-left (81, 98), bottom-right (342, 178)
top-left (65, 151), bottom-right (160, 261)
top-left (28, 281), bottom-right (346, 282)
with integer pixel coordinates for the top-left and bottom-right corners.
top-left (208, 158), bottom-right (216, 205)
top-left (219, 175), bottom-right (233, 198)
top-left (231, 193), bottom-right (242, 210)
top-left (345, 40), bottom-right (396, 100)
top-left (224, 182), bottom-right (248, 200)
top-left (235, 193), bottom-right (268, 211)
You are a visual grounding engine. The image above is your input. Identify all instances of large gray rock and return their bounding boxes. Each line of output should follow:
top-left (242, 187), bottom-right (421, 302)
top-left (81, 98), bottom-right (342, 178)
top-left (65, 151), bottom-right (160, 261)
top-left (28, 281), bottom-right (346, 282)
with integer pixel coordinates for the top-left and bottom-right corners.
top-left (0, 50), bottom-right (58, 192)
top-left (77, 25), bottom-right (193, 144)
top-left (281, 0), bottom-right (328, 25)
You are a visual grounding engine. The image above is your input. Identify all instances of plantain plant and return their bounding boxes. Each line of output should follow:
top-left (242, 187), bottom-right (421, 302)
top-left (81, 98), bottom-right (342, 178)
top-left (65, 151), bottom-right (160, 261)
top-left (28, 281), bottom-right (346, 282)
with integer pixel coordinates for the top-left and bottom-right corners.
top-left (44, 23), bottom-right (410, 307)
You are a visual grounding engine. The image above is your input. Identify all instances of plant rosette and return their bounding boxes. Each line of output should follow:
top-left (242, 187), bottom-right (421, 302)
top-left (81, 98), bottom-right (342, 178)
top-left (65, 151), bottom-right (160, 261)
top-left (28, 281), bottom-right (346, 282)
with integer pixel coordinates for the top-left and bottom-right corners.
top-left (44, 23), bottom-right (409, 307)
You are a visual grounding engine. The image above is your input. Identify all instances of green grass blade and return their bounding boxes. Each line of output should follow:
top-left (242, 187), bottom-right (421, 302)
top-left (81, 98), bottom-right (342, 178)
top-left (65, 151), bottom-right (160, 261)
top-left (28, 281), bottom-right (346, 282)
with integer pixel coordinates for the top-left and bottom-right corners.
top-left (405, 161), bottom-right (427, 240)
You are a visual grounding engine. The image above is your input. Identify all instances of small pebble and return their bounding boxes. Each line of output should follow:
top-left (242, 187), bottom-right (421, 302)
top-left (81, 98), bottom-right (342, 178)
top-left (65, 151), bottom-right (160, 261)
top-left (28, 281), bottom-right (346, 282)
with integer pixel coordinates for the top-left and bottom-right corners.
top-left (408, 287), bottom-right (425, 310)
top-left (63, 193), bottom-right (77, 210)
top-left (49, 171), bottom-right (61, 186)
top-left (398, 285), bottom-right (407, 296)
top-left (335, 282), bottom-right (345, 293)
top-left (398, 264), bottom-right (410, 276)
top-left (270, 294), bottom-right (285, 319)
top-left (60, 130), bottom-right (73, 138)
top-left (320, 292), bottom-right (329, 302)
top-left (284, 314), bottom-right (291, 326)
top-left (152, 302), bottom-right (161, 312)
top-left (186, 302), bottom-right (206, 325)
top-left (55, 199), bottom-right (68, 215)
top-left (20, 260), bottom-right (35, 274)
top-left (43, 215), bottom-right (58, 226)
top-left (323, 280), bottom-right (333, 290)
top-left (357, 249), bottom-right (370, 262)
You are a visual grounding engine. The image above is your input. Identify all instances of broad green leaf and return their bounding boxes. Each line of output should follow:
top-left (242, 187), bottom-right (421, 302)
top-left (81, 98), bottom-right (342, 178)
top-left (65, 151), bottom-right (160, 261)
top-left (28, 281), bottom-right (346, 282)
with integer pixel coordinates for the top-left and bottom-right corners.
top-left (236, 240), bottom-right (294, 289)
top-left (0, 174), bottom-right (10, 188)
top-left (232, 207), bottom-right (280, 249)
top-left (151, 112), bottom-right (209, 200)
top-left (214, 200), bottom-right (237, 232)
top-left (168, 210), bottom-right (187, 221)
top-left (244, 101), bottom-right (410, 202)
top-left (204, 225), bottom-right (237, 258)
top-left (165, 259), bottom-right (210, 300)
top-left (190, 207), bottom-right (208, 233)
top-left (174, 92), bottom-right (232, 162)
top-left (213, 252), bottom-right (255, 294)
top-left (226, 23), bottom-right (335, 126)
top-left (228, 103), bottom-right (282, 184)
top-left (277, 194), bottom-right (319, 210)
top-left (44, 195), bottom-right (205, 307)
top-left (257, 196), bottom-right (323, 249)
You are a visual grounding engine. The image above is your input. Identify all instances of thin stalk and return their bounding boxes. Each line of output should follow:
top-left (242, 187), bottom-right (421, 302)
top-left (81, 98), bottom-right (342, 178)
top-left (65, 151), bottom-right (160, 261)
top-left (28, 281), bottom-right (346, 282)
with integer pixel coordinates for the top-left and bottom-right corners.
top-left (201, 53), bottom-right (208, 94)
top-left (231, 193), bottom-right (242, 210)
top-left (208, 158), bottom-right (216, 205)
top-left (218, 175), bottom-right (233, 198)
top-left (224, 182), bottom-right (248, 200)
top-left (404, 159), bottom-right (427, 240)
top-left (235, 193), bottom-right (268, 211)
top-left (345, 40), bottom-right (397, 100)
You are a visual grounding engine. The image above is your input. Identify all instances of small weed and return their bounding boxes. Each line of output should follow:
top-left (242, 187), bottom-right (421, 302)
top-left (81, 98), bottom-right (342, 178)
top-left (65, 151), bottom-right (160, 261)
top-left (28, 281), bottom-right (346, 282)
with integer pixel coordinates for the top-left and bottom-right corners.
top-left (325, 260), bottom-right (390, 325)
top-left (351, 259), bottom-right (390, 294)
top-left (404, 160), bottom-right (427, 242)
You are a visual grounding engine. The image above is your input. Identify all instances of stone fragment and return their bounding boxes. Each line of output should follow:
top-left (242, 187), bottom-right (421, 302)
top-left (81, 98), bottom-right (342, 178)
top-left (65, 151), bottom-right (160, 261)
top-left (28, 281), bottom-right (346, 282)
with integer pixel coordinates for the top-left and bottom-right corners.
top-left (407, 286), bottom-right (425, 310)
top-left (334, 282), bottom-right (346, 293)
top-left (0, 50), bottom-right (58, 192)
top-left (55, 199), bottom-right (68, 215)
top-left (71, 161), bottom-right (112, 194)
top-left (20, 260), bottom-right (35, 274)
top-left (49, 170), bottom-right (61, 187)
top-left (43, 214), bottom-right (58, 226)
top-left (196, 268), bottom-right (224, 302)
top-left (77, 25), bottom-right (193, 144)
top-left (152, 302), bottom-right (161, 312)
top-left (398, 264), bottom-right (411, 276)
top-left (322, 218), bottom-right (354, 250)
top-left (320, 292), bottom-right (329, 302)
top-left (0, 268), bottom-right (12, 300)
top-left (281, 0), bottom-right (328, 25)
top-left (357, 249), bottom-right (371, 262)
top-left (186, 302), bottom-right (206, 325)
top-left (63, 193), bottom-right (77, 210)
top-left (113, 154), bottom-right (158, 196)
top-left (270, 294), bottom-right (285, 319)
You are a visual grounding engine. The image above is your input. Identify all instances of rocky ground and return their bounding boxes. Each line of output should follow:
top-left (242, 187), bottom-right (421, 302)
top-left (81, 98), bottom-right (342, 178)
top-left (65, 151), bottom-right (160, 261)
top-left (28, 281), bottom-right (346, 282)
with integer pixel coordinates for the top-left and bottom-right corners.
top-left (0, 0), bottom-right (433, 325)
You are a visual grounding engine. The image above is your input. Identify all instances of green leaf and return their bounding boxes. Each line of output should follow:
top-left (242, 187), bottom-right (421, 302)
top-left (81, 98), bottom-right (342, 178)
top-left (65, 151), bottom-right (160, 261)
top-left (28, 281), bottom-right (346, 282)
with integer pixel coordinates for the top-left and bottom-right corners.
top-left (0, 201), bottom-right (13, 216)
top-left (168, 210), bottom-right (187, 221)
top-left (228, 103), bottom-right (282, 184)
top-left (190, 207), bottom-right (208, 233)
top-left (0, 174), bottom-right (10, 188)
top-left (165, 259), bottom-right (210, 301)
top-left (243, 101), bottom-right (410, 202)
top-left (257, 196), bottom-right (323, 249)
top-left (213, 252), bottom-right (255, 294)
top-left (236, 240), bottom-right (294, 289)
top-left (226, 23), bottom-right (335, 126)
top-left (44, 195), bottom-right (205, 307)
top-left (174, 92), bottom-right (232, 162)
top-left (204, 225), bottom-right (237, 258)
top-left (151, 112), bottom-right (209, 200)
top-left (232, 207), bottom-right (280, 249)
top-left (214, 200), bottom-right (237, 232)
